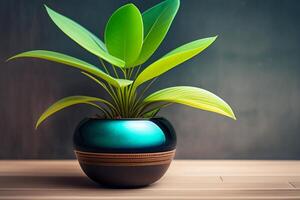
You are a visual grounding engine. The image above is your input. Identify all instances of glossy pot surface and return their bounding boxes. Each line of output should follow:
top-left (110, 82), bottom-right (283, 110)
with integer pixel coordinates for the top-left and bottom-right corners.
top-left (73, 117), bottom-right (176, 188)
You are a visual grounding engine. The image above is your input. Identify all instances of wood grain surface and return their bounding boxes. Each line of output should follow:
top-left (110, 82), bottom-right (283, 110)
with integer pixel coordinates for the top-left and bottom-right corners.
top-left (0, 160), bottom-right (300, 199)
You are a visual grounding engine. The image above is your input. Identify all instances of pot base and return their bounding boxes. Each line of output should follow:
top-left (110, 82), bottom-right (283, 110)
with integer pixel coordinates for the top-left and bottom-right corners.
top-left (75, 150), bottom-right (175, 188)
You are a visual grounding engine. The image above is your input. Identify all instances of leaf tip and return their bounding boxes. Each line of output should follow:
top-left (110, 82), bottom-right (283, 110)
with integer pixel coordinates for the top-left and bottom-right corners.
top-left (123, 3), bottom-right (141, 16)
top-left (35, 116), bottom-right (44, 129)
top-left (212, 35), bottom-right (218, 41)
top-left (231, 112), bottom-right (237, 120)
top-left (119, 3), bottom-right (139, 11)
top-left (117, 79), bottom-right (134, 87)
top-left (6, 54), bottom-right (20, 62)
top-left (35, 122), bottom-right (40, 130)
top-left (127, 3), bottom-right (137, 8)
top-left (44, 4), bottom-right (51, 12)
top-left (5, 52), bottom-right (29, 62)
top-left (227, 108), bottom-right (237, 120)
top-left (5, 56), bottom-right (13, 62)
top-left (44, 4), bottom-right (57, 17)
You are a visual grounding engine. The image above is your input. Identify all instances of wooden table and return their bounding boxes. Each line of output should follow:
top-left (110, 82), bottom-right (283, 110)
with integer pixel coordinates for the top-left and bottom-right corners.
top-left (0, 160), bottom-right (300, 199)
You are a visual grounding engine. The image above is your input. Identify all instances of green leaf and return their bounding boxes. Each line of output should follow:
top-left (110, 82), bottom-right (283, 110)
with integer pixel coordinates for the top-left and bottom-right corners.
top-left (144, 86), bottom-right (236, 120)
top-left (44, 5), bottom-right (125, 67)
top-left (105, 4), bottom-right (143, 68)
top-left (142, 107), bottom-right (161, 118)
top-left (7, 50), bottom-right (132, 88)
top-left (35, 96), bottom-right (111, 128)
top-left (134, 36), bottom-right (217, 87)
top-left (135, 0), bottom-right (180, 65)
top-left (141, 103), bottom-right (171, 118)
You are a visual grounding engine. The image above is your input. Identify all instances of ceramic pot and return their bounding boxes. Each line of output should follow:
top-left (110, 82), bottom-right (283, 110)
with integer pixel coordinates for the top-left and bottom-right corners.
top-left (73, 117), bottom-right (176, 188)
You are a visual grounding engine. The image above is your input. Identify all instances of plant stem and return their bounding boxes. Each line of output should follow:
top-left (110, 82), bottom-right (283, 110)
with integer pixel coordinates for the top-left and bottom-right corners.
top-left (121, 68), bottom-right (127, 79)
top-left (111, 64), bottom-right (119, 78)
top-left (116, 88), bottom-right (124, 117)
top-left (140, 103), bottom-right (172, 117)
top-left (81, 71), bottom-right (122, 117)
top-left (107, 84), bottom-right (121, 116)
top-left (130, 78), bottom-right (157, 115)
top-left (99, 58), bottom-right (110, 75)
top-left (134, 65), bottom-right (142, 79)
top-left (128, 67), bottom-right (134, 79)
top-left (85, 102), bottom-right (112, 118)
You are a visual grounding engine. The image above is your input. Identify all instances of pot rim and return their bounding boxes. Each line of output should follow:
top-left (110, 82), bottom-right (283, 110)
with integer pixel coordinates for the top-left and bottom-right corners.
top-left (87, 116), bottom-right (167, 121)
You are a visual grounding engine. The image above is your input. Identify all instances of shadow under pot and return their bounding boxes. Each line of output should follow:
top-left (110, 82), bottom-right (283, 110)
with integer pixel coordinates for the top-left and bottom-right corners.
top-left (73, 117), bottom-right (177, 188)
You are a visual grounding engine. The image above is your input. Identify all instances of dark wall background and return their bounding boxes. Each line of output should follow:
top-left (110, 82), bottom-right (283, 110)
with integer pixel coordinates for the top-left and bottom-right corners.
top-left (1, 0), bottom-right (300, 159)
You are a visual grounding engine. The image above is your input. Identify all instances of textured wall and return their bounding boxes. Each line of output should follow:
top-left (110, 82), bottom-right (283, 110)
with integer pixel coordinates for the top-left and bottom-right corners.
top-left (1, 0), bottom-right (300, 159)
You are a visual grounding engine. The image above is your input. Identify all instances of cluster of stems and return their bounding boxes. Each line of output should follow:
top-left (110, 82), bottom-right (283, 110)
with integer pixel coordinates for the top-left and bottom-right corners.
top-left (87, 59), bottom-right (159, 119)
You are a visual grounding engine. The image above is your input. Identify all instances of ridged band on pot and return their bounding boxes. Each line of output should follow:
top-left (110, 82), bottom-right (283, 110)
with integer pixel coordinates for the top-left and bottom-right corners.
top-left (75, 149), bottom-right (176, 166)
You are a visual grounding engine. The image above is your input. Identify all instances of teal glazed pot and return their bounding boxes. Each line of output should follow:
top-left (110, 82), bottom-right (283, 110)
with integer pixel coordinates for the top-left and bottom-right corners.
top-left (73, 117), bottom-right (176, 188)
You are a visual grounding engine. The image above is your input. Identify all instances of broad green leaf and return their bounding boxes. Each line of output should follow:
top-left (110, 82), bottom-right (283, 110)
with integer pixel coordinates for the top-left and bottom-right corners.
top-left (7, 50), bottom-right (132, 88)
top-left (134, 36), bottom-right (217, 87)
top-left (36, 96), bottom-right (111, 128)
top-left (105, 4), bottom-right (143, 68)
top-left (45, 5), bottom-right (124, 67)
top-left (135, 0), bottom-right (180, 65)
top-left (144, 86), bottom-right (236, 120)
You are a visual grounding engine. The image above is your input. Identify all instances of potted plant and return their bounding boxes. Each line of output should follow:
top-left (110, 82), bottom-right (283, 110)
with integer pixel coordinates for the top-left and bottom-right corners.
top-left (8, 0), bottom-right (236, 188)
